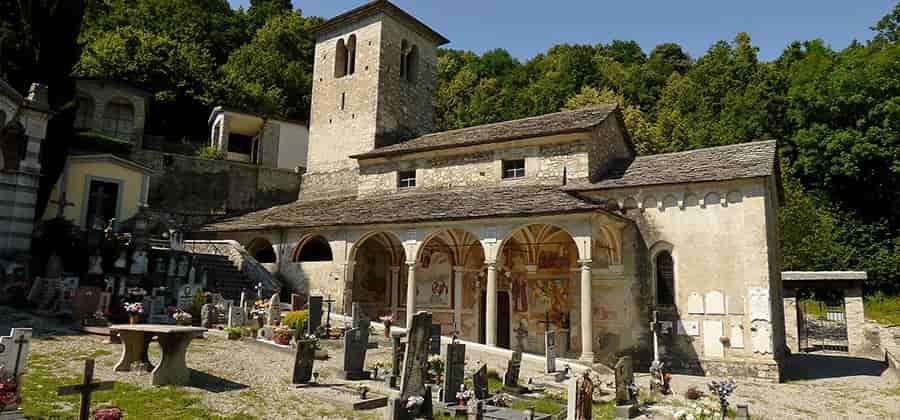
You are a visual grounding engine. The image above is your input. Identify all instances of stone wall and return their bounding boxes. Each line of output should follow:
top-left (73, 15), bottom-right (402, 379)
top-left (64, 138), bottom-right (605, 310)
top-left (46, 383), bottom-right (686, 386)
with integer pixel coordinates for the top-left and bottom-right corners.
top-left (75, 80), bottom-right (148, 148)
top-left (131, 149), bottom-right (301, 217)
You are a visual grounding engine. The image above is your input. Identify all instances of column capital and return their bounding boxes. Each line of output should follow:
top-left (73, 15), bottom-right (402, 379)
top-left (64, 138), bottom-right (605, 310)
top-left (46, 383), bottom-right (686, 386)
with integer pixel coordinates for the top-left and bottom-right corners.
top-left (525, 265), bottom-right (538, 274)
top-left (406, 261), bottom-right (417, 268)
top-left (485, 260), bottom-right (497, 269)
top-left (577, 259), bottom-right (593, 268)
top-left (452, 265), bottom-right (466, 273)
top-left (389, 266), bottom-right (401, 274)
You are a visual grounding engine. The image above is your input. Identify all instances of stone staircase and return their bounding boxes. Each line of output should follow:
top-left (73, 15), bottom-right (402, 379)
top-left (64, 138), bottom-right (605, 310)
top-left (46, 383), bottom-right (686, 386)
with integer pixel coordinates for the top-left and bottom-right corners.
top-left (192, 253), bottom-right (251, 301)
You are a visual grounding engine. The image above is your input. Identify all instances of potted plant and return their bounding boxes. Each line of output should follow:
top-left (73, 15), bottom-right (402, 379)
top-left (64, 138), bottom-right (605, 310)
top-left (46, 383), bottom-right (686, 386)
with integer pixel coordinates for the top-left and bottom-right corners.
top-left (172, 310), bottom-right (193, 326)
top-left (124, 302), bottom-right (144, 324)
top-left (273, 326), bottom-right (293, 345)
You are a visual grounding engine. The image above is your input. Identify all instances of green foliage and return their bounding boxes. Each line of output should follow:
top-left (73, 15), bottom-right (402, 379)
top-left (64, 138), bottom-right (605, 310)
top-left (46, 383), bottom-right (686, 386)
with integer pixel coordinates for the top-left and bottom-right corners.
top-left (198, 146), bottom-right (226, 160)
top-left (865, 292), bottom-right (900, 325)
top-left (282, 309), bottom-right (308, 332)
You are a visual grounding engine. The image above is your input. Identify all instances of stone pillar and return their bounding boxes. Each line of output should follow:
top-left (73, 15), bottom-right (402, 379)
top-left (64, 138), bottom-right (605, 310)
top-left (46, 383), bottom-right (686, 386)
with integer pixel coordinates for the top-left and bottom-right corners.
top-left (782, 288), bottom-right (799, 354)
top-left (453, 266), bottom-right (465, 334)
top-left (485, 262), bottom-right (498, 347)
top-left (342, 261), bottom-right (355, 315)
top-left (405, 262), bottom-right (417, 329)
top-left (579, 260), bottom-right (594, 362)
top-left (844, 285), bottom-right (865, 356)
top-left (389, 266), bottom-right (400, 320)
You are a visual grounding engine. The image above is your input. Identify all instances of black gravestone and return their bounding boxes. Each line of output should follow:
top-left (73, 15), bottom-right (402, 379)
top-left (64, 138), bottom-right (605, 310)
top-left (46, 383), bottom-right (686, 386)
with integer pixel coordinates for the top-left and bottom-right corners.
top-left (503, 351), bottom-right (522, 390)
top-left (442, 342), bottom-right (465, 404)
top-left (429, 323), bottom-right (441, 355)
top-left (472, 364), bottom-right (489, 400)
top-left (292, 339), bottom-right (316, 385)
top-left (307, 296), bottom-right (322, 336)
top-left (339, 317), bottom-right (371, 380)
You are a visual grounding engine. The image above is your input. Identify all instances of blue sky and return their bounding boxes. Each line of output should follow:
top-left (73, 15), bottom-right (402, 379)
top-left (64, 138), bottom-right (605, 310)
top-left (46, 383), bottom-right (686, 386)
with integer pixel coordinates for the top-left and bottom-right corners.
top-left (228, 0), bottom-right (895, 61)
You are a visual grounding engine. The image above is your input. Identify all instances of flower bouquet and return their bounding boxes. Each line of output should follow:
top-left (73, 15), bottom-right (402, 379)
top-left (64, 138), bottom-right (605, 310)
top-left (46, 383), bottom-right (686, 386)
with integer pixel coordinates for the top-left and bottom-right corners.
top-left (707, 379), bottom-right (737, 420)
top-left (455, 387), bottom-right (473, 407)
top-left (124, 302), bottom-right (144, 324)
top-left (273, 326), bottom-right (294, 345)
top-left (172, 310), bottom-right (193, 326)
top-left (93, 407), bottom-right (123, 420)
top-left (0, 377), bottom-right (21, 408)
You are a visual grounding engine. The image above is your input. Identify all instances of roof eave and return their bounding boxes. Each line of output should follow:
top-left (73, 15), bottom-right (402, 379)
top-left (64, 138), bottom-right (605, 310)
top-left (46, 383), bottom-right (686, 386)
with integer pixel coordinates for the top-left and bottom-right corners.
top-left (311, 0), bottom-right (449, 46)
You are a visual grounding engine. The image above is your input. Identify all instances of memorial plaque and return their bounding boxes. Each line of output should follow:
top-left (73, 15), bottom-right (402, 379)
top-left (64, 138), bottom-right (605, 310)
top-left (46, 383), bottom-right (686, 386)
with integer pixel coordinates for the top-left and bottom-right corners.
top-left (749, 287), bottom-right (770, 321)
top-left (702, 320), bottom-right (724, 358)
top-left (705, 290), bottom-right (725, 315)
top-left (687, 292), bottom-right (704, 314)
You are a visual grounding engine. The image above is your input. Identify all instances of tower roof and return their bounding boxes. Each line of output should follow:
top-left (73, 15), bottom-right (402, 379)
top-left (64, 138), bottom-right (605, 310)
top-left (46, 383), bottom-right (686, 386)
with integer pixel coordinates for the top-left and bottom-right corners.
top-left (311, 0), bottom-right (450, 46)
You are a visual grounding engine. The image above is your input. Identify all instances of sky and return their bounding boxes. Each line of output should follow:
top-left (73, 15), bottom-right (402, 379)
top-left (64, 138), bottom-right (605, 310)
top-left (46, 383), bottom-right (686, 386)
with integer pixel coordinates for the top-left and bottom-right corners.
top-left (228, 0), bottom-right (895, 61)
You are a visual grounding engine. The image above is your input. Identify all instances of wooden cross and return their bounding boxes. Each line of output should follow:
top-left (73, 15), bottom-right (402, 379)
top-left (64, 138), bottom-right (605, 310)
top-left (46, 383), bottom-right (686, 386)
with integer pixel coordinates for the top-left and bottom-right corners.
top-left (57, 359), bottom-right (115, 420)
top-left (537, 311), bottom-right (554, 334)
top-left (11, 334), bottom-right (29, 378)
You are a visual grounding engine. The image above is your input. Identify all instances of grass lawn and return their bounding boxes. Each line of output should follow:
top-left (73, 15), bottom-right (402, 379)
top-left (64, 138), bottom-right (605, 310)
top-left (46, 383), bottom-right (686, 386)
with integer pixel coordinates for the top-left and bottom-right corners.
top-left (865, 293), bottom-right (900, 325)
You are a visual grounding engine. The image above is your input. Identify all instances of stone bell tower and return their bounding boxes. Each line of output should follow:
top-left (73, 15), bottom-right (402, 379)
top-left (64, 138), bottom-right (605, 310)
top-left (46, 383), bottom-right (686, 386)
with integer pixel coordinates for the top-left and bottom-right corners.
top-left (301, 1), bottom-right (449, 199)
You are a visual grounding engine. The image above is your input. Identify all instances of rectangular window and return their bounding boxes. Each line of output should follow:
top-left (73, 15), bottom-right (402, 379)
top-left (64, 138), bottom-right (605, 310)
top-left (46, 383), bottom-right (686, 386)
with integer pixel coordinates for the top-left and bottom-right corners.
top-left (397, 170), bottom-right (416, 189)
top-left (502, 159), bottom-right (525, 179)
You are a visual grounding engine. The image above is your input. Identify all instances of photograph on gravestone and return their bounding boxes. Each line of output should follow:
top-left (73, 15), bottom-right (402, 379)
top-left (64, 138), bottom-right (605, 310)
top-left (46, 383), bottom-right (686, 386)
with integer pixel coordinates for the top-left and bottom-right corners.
top-left (292, 339), bottom-right (316, 385)
top-left (442, 342), bottom-right (465, 404)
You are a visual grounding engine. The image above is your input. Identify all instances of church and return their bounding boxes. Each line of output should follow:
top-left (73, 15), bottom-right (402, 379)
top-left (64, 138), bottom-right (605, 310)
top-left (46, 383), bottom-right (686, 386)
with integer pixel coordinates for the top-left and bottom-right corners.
top-left (197, 0), bottom-right (786, 381)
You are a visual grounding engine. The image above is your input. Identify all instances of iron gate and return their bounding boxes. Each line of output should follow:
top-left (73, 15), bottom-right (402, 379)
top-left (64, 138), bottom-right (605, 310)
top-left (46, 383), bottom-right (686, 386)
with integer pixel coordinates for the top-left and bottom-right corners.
top-left (799, 300), bottom-right (848, 352)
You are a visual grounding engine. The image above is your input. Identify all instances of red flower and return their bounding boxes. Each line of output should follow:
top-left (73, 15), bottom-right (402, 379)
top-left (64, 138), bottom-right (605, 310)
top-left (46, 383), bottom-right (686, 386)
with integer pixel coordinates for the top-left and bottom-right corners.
top-left (93, 407), bottom-right (123, 420)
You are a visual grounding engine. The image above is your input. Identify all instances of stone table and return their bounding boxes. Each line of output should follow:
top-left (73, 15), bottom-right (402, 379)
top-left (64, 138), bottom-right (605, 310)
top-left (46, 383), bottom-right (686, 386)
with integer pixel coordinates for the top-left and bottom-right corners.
top-left (111, 324), bottom-right (207, 386)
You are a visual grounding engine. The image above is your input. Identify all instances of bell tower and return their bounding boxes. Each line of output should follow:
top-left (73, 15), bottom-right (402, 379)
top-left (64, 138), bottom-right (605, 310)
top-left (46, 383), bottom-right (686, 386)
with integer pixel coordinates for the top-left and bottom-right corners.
top-left (301, 1), bottom-right (449, 199)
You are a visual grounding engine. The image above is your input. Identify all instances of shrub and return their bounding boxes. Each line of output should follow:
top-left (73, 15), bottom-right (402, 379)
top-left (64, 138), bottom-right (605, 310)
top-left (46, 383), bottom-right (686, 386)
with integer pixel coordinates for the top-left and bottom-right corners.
top-left (283, 310), bottom-right (309, 333)
top-left (197, 146), bottom-right (226, 160)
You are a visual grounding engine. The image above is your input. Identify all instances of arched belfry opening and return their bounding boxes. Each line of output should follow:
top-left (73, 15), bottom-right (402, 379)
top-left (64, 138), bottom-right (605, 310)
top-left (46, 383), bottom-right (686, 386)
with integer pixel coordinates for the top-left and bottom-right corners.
top-left (247, 238), bottom-right (277, 264)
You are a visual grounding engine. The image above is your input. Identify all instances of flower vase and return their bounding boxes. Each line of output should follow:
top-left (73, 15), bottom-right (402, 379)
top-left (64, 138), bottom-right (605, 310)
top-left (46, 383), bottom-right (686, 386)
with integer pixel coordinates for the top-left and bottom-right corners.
top-left (129, 314), bottom-right (140, 325)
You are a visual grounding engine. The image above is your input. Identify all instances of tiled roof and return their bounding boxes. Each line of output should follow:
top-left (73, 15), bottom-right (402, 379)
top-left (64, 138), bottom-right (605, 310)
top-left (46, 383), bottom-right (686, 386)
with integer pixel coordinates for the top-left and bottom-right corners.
top-left (565, 140), bottom-right (778, 191)
top-left (200, 185), bottom-right (602, 232)
top-left (311, 0), bottom-right (449, 46)
top-left (351, 105), bottom-right (619, 159)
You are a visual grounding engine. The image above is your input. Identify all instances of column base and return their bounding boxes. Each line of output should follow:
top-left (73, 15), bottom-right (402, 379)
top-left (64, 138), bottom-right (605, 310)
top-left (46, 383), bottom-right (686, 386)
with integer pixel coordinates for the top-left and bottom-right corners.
top-left (579, 352), bottom-right (596, 363)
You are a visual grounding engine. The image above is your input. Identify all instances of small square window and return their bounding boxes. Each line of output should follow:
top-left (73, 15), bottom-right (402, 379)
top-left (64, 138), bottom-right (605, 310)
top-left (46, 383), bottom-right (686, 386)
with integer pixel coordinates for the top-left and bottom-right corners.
top-left (398, 170), bottom-right (416, 188)
top-left (502, 159), bottom-right (525, 179)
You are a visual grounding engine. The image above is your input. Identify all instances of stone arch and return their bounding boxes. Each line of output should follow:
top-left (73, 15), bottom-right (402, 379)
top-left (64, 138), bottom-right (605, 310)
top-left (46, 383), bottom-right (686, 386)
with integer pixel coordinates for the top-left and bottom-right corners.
top-left (498, 223), bottom-right (581, 269)
top-left (683, 193), bottom-right (699, 208)
top-left (662, 195), bottom-right (678, 209)
top-left (726, 191), bottom-right (743, 205)
top-left (246, 237), bottom-right (277, 264)
top-left (346, 34), bottom-right (357, 76)
top-left (641, 195), bottom-right (657, 211)
top-left (650, 241), bottom-right (676, 306)
top-left (347, 230), bottom-right (406, 318)
top-left (405, 45), bottom-right (418, 82)
top-left (102, 97), bottom-right (135, 140)
top-left (703, 192), bottom-right (722, 208)
top-left (622, 197), bottom-right (638, 212)
top-left (292, 234), bottom-right (334, 262)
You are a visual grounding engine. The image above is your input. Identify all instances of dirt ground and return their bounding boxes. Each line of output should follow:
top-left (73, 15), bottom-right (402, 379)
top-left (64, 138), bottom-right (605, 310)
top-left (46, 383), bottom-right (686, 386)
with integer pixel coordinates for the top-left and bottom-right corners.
top-left (3, 306), bottom-right (899, 419)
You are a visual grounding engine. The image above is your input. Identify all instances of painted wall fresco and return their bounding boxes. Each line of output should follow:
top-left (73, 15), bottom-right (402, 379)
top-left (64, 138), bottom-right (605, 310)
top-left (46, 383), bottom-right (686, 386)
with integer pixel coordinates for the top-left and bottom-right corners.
top-left (415, 248), bottom-right (452, 307)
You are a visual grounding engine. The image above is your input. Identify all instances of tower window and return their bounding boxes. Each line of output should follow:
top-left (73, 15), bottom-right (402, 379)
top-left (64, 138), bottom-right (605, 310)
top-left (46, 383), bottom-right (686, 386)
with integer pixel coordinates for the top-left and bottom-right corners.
top-left (655, 251), bottom-right (675, 305)
top-left (397, 170), bottom-right (416, 189)
top-left (340, 92), bottom-right (346, 110)
top-left (400, 40), bottom-right (418, 82)
top-left (502, 159), bottom-right (525, 179)
top-left (334, 35), bottom-right (357, 78)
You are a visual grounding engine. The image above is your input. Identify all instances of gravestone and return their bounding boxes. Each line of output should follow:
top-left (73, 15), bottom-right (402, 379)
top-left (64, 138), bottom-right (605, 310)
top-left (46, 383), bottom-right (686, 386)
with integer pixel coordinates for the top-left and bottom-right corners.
top-left (614, 356), bottom-right (638, 418)
top-left (339, 313), bottom-right (371, 380)
top-left (429, 324), bottom-right (442, 355)
top-left (0, 328), bottom-right (32, 417)
top-left (72, 287), bottom-right (103, 321)
top-left (58, 277), bottom-right (79, 314)
top-left (307, 296), bottom-right (323, 335)
top-left (228, 305), bottom-right (246, 327)
top-left (291, 294), bottom-right (302, 311)
top-left (472, 364), bottom-right (489, 400)
top-left (130, 251), bottom-right (148, 275)
top-left (266, 294), bottom-right (280, 326)
top-left (442, 342), bottom-right (465, 404)
top-left (177, 283), bottom-right (200, 310)
top-left (388, 331), bottom-right (406, 388)
top-left (503, 351), bottom-right (522, 390)
top-left (566, 371), bottom-right (593, 420)
top-left (393, 311), bottom-right (433, 420)
top-left (545, 331), bottom-right (557, 374)
top-left (468, 400), bottom-right (485, 420)
top-left (201, 303), bottom-right (219, 328)
top-left (144, 293), bottom-right (168, 324)
top-left (292, 339), bottom-right (316, 385)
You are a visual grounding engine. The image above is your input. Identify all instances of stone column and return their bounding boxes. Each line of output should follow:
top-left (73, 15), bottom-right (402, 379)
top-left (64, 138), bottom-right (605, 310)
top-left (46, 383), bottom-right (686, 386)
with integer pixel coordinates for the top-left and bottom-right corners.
top-left (389, 266), bottom-right (400, 320)
top-left (405, 262), bottom-right (417, 329)
top-left (342, 261), bottom-right (355, 315)
top-left (485, 262), bottom-right (498, 347)
top-left (579, 260), bottom-right (595, 362)
top-left (782, 288), bottom-right (799, 354)
top-left (844, 285), bottom-right (865, 356)
top-left (453, 266), bottom-right (465, 334)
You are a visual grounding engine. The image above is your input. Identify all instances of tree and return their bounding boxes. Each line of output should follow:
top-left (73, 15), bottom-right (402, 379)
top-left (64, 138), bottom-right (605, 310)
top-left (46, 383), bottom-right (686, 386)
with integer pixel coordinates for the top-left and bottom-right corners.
top-left (872, 3), bottom-right (900, 44)
top-left (563, 86), bottom-right (661, 154)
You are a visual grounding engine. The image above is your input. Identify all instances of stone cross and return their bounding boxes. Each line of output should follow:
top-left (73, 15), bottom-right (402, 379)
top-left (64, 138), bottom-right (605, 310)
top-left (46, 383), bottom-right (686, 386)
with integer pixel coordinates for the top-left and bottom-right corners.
top-left (442, 342), bottom-right (466, 404)
top-left (57, 359), bottom-right (115, 420)
top-left (472, 364), bottom-right (489, 400)
top-left (292, 339), bottom-right (316, 385)
top-left (339, 314), bottom-right (371, 380)
top-left (503, 350), bottom-right (522, 390)
top-left (307, 296), bottom-right (323, 336)
top-left (566, 371), bottom-right (593, 420)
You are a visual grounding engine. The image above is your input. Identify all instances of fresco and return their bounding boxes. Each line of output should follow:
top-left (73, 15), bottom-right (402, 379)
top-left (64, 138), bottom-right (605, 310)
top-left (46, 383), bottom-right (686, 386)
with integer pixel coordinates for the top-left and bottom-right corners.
top-left (532, 277), bottom-right (570, 324)
top-left (510, 271), bottom-right (528, 312)
top-left (415, 249), bottom-right (452, 307)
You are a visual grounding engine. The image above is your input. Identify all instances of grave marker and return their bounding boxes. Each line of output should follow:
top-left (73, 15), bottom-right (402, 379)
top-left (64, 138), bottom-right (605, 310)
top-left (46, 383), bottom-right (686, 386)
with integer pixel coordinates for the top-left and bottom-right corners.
top-left (442, 342), bottom-right (465, 404)
top-left (339, 313), bottom-right (371, 380)
top-left (292, 339), bottom-right (316, 385)
top-left (0, 328), bottom-right (31, 416)
top-left (566, 371), bottom-right (593, 420)
top-left (388, 331), bottom-right (406, 389)
top-left (614, 356), bottom-right (638, 418)
top-left (429, 324), bottom-right (442, 355)
top-left (472, 364), bottom-right (489, 400)
top-left (57, 359), bottom-right (115, 420)
top-left (307, 296), bottom-right (323, 335)
top-left (503, 351), bottom-right (522, 390)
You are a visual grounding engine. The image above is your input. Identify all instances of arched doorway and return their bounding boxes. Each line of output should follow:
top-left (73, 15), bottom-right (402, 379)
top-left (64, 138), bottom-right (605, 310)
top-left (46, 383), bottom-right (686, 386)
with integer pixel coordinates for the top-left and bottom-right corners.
top-left (348, 232), bottom-right (405, 320)
top-left (246, 238), bottom-right (277, 264)
top-left (415, 229), bottom-right (485, 339)
top-left (495, 224), bottom-right (579, 353)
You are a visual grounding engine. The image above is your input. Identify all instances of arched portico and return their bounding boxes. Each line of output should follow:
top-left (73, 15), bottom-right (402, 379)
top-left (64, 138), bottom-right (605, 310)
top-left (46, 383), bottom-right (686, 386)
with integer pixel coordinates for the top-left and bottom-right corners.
top-left (246, 237), bottom-right (277, 264)
top-left (346, 231), bottom-right (406, 321)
